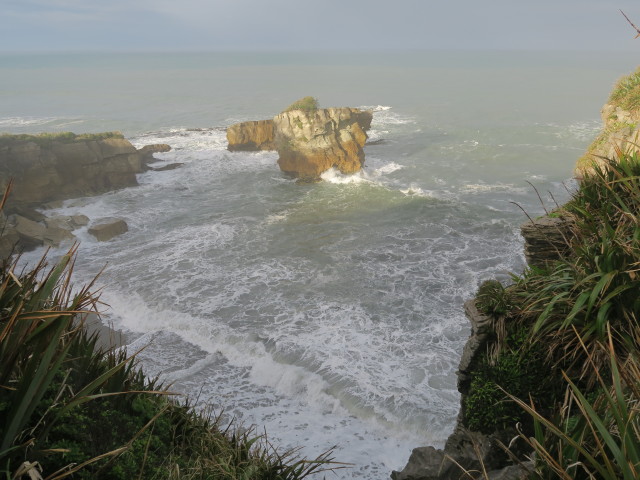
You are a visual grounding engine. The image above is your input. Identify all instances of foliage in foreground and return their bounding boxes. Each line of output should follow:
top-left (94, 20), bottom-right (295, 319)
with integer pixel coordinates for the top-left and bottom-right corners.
top-left (0, 242), bottom-right (336, 478)
top-left (466, 152), bottom-right (640, 478)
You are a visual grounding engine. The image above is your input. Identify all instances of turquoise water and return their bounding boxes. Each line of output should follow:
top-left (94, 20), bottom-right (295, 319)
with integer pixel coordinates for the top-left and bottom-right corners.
top-left (2, 50), bottom-right (634, 478)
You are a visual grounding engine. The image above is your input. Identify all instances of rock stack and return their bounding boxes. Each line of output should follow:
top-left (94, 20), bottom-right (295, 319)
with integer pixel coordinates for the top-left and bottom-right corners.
top-left (226, 99), bottom-right (373, 181)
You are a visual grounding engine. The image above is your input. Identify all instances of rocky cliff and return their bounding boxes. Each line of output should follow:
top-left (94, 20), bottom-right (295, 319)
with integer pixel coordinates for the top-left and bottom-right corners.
top-left (226, 120), bottom-right (275, 151)
top-left (0, 132), bottom-right (170, 256)
top-left (226, 99), bottom-right (373, 181)
top-left (576, 67), bottom-right (640, 176)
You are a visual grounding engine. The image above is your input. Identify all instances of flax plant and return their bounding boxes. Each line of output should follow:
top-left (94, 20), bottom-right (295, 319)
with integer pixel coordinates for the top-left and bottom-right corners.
top-left (517, 151), bottom-right (640, 379)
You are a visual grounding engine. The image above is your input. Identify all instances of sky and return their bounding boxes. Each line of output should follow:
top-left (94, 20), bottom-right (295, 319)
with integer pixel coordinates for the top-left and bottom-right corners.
top-left (3, 0), bottom-right (640, 52)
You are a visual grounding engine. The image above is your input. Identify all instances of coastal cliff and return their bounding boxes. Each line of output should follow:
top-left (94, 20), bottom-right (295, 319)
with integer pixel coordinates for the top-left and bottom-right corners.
top-left (226, 97), bottom-right (373, 181)
top-left (576, 66), bottom-right (640, 176)
top-left (0, 132), bottom-right (170, 255)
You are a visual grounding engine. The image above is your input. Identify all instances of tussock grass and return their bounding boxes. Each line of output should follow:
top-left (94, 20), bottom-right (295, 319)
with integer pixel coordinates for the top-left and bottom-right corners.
top-left (283, 97), bottom-right (319, 113)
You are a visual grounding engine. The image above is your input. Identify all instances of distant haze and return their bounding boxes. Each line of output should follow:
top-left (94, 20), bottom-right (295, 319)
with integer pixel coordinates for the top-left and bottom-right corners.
top-left (4, 0), bottom-right (640, 52)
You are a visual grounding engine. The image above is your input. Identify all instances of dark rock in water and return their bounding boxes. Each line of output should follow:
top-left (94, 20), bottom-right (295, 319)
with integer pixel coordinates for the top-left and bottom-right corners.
top-left (226, 120), bottom-right (275, 151)
top-left (151, 162), bottom-right (184, 172)
top-left (8, 214), bottom-right (74, 250)
top-left (138, 143), bottom-right (172, 155)
top-left (520, 214), bottom-right (575, 269)
top-left (88, 218), bottom-right (128, 242)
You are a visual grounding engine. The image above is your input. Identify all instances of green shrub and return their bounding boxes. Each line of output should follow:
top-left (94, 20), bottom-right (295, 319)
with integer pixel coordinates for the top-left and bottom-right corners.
top-left (284, 97), bottom-right (319, 113)
top-left (464, 328), bottom-right (559, 434)
top-left (476, 280), bottom-right (512, 317)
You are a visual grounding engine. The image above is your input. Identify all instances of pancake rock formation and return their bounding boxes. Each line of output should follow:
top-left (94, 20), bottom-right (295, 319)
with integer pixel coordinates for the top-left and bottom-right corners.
top-left (226, 120), bottom-right (275, 151)
top-left (0, 132), bottom-right (171, 256)
top-left (226, 98), bottom-right (373, 181)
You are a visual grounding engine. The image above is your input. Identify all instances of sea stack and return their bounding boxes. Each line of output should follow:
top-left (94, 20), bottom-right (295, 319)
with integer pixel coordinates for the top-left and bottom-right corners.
top-left (226, 97), bottom-right (373, 181)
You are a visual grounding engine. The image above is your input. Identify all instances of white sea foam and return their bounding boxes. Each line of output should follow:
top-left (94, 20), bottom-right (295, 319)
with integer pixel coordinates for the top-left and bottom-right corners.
top-left (0, 116), bottom-right (82, 128)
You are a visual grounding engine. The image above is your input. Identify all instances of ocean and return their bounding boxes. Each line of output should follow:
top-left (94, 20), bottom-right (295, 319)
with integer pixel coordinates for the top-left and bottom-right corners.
top-left (1, 50), bottom-right (634, 478)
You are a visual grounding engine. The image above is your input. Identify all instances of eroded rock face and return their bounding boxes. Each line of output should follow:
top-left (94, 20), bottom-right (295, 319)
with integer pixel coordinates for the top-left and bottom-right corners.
top-left (274, 107), bottom-right (372, 181)
top-left (0, 134), bottom-right (169, 256)
top-left (520, 215), bottom-right (575, 269)
top-left (226, 120), bottom-right (275, 151)
top-left (0, 137), bottom-right (170, 208)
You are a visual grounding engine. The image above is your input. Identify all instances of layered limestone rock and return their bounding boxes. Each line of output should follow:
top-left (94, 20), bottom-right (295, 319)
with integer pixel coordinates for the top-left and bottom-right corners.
top-left (274, 107), bottom-right (372, 180)
top-left (0, 135), bottom-right (170, 208)
top-left (0, 133), bottom-right (170, 256)
top-left (225, 99), bottom-right (373, 180)
top-left (520, 214), bottom-right (575, 269)
top-left (226, 120), bottom-right (275, 151)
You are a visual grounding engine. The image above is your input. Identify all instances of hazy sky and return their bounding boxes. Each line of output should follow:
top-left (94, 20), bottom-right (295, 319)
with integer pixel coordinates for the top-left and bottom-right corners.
top-left (3, 0), bottom-right (640, 52)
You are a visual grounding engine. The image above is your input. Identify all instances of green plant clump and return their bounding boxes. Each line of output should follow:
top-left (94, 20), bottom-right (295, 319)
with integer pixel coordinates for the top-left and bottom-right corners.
top-left (464, 328), bottom-right (559, 434)
top-left (609, 66), bottom-right (640, 112)
top-left (284, 97), bottom-right (319, 113)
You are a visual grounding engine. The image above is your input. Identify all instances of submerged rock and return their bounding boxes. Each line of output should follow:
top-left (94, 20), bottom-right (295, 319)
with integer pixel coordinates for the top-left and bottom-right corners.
top-left (88, 218), bottom-right (128, 242)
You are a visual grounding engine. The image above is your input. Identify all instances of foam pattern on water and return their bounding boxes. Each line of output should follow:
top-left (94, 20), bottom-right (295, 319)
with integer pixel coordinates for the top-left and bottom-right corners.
top-left (20, 110), bottom-right (581, 478)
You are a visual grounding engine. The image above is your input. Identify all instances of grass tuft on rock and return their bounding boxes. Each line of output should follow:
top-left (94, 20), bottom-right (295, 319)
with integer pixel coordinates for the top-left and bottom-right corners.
top-left (284, 97), bottom-right (319, 113)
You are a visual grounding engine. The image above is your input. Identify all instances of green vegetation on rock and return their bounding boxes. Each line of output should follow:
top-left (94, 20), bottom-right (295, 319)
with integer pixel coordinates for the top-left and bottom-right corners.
top-left (609, 67), bottom-right (640, 112)
top-left (284, 97), bottom-right (319, 113)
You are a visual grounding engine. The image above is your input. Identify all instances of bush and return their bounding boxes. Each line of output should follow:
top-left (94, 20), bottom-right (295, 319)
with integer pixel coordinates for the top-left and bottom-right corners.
top-left (464, 328), bottom-right (560, 434)
top-left (284, 97), bottom-right (319, 113)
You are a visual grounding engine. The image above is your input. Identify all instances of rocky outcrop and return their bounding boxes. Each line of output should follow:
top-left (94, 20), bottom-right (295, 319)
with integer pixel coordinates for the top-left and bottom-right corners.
top-left (520, 214), bottom-right (575, 269)
top-left (391, 300), bottom-right (532, 480)
top-left (0, 133), bottom-right (169, 256)
top-left (274, 107), bottom-right (372, 181)
top-left (576, 68), bottom-right (640, 176)
top-left (0, 134), bottom-right (170, 209)
top-left (225, 100), bottom-right (373, 181)
top-left (88, 218), bottom-right (129, 242)
top-left (226, 120), bottom-right (275, 151)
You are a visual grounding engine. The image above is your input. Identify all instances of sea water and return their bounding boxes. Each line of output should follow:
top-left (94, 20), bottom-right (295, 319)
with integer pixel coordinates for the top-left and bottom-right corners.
top-left (1, 50), bottom-right (634, 478)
